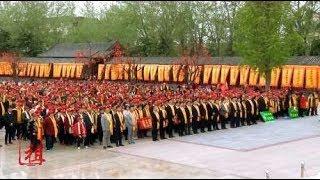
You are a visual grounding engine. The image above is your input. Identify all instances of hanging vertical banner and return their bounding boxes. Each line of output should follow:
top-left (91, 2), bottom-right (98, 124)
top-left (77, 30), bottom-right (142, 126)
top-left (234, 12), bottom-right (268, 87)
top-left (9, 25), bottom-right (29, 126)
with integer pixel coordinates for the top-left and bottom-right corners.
top-left (97, 64), bottom-right (105, 80)
top-left (248, 68), bottom-right (259, 86)
top-left (318, 66), bottom-right (320, 90)
top-left (30, 64), bottom-right (36, 77)
top-left (203, 65), bottom-right (213, 84)
top-left (67, 64), bottom-right (73, 78)
top-left (104, 64), bottom-right (111, 80)
top-left (61, 64), bottom-right (68, 78)
top-left (189, 66), bottom-right (196, 82)
top-left (157, 65), bottom-right (165, 82)
top-left (110, 64), bottom-right (119, 80)
top-left (194, 66), bottom-right (203, 84)
top-left (38, 64), bottom-right (45, 77)
top-left (53, 64), bottom-right (62, 78)
top-left (211, 65), bottom-right (221, 85)
top-left (136, 64), bottom-right (144, 80)
top-left (178, 65), bottom-right (186, 82)
top-left (239, 66), bottom-right (250, 86)
top-left (150, 64), bottom-right (158, 81)
top-left (17, 63), bottom-right (28, 76)
top-left (259, 73), bottom-right (266, 87)
top-left (172, 65), bottom-right (180, 82)
top-left (292, 66), bottom-right (305, 88)
top-left (281, 66), bottom-right (294, 88)
top-left (164, 65), bottom-right (171, 82)
top-left (34, 64), bottom-right (40, 77)
top-left (118, 64), bottom-right (124, 80)
top-left (270, 68), bottom-right (281, 87)
top-left (75, 64), bottom-right (83, 79)
top-left (305, 66), bottom-right (318, 89)
top-left (143, 64), bottom-right (151, 81)
top-left (229, 66), bottom-right (240, 86)
top-left (123, 64), bottom-right (130, 80)
top-left (220, 65), bottom-right (230, 84)
top-left (44, 64), bottom-right (51, 77)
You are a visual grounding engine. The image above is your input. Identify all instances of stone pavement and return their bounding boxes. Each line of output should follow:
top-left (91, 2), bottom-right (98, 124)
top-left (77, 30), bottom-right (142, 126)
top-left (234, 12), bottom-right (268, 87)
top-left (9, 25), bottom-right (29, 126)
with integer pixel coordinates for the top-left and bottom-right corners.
top-left (1, 116), bottom-right (320, 179)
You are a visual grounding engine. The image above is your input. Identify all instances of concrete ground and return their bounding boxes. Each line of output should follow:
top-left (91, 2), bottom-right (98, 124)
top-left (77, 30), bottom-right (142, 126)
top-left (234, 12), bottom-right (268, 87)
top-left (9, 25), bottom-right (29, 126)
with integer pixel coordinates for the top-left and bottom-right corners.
top-left (0, 116), bottom-right (320, 179)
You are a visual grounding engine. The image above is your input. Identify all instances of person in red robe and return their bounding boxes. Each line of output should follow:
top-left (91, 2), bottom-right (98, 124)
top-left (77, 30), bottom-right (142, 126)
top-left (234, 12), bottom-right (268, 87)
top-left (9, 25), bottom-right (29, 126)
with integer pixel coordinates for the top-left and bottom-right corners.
top-left (72, 114), bottom-right (87, 149)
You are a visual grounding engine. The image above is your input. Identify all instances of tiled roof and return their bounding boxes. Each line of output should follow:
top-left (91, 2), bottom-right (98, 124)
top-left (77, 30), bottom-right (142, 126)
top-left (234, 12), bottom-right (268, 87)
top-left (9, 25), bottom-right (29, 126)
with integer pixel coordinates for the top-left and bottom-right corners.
top-left (37, 41), bottom-right (117, 58)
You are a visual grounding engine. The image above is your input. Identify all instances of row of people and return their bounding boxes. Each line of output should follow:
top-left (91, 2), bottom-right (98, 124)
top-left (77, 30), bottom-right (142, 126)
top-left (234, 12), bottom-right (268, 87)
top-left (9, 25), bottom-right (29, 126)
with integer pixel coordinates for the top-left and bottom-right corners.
top-left (0, 80), bottom-right (319, 149)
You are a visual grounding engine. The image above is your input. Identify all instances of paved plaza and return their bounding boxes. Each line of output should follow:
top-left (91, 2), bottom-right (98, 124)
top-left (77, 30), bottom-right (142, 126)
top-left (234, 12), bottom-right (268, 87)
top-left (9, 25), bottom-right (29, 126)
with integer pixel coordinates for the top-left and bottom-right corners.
top-left (1, 116), bottom-right (320, 179)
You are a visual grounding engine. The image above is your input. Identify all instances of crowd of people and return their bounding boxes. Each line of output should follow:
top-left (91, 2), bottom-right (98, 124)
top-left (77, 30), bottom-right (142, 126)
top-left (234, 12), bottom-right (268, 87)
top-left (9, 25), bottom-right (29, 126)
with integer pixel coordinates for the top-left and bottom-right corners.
top-left (0, 79), bottom-right (319, 151)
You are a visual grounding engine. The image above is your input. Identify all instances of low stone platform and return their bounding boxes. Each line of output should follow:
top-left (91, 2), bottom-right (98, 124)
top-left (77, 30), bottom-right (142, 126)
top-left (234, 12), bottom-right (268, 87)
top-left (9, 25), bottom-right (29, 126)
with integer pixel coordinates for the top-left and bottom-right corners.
top-left (1, 116), bottom-right (320, 179)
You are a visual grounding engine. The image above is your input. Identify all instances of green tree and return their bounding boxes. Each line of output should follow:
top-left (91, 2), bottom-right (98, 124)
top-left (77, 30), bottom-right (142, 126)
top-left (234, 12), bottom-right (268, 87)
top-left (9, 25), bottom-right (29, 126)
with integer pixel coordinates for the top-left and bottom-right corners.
top-left (234, 1), bottom-right (300, 90)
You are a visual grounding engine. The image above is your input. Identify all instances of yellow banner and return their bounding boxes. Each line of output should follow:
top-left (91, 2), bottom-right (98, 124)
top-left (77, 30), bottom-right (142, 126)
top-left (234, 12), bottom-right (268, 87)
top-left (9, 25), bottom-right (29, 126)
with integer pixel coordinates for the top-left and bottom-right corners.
top-left (270, 68), bottom-right (281, 87)
top-left (143, 65), bottom-right (151, 81)
top-left (281, 66), bottom-right (294, 88)
top-left (136, 64), bottom-right (144, 80)
top-left (259, 73), bottom-right (266, 87)
top-left (104, 64), bottom-right (111, 80)
top-left (53, 64), bottom-right (62, 78)
top-left (249, 68), bottom-right (259, 86)
top-left (178, 65), bottom-right (186, 82)
top-left (17, 63), bottom-right (28, 76)
top-left (292, 66), bottom-right (305, 88)
top-left (110, 64), bottom-right (119, 80)
top-left (229, 66), bottom-right (239, 86)
top-left (34, 64), bottom-right (40, 77)
top-left (318, 67), bottom-right (320, 89)
top-left (172, 65), bottom-right (180, 82)
top-left (305, 66), bottom-right (318, 89)
top-left (150, 65), bottom-right (158, 81)
top-left (97, 64), bottom-right (105, 80)
top-left (211, 65), bottom-right (221, 85)
top-left (239, 66), bottom-right (250, 86)
top-left (75, 64), bottom-right (83, 78)
top-left (124, 64), bottom-right (131, 80)
top-left (164, 65), bottom-right (171, 82)
top-left (203, 65), bottom-right (213, 84)
top-left (220, 65), bottom-right (230, 84)
top-left (38, 64), bottom-right (44, 77)
top-left (193, 66), bottom-right (202, 84)
top-left (157, 65), bottom-right (165, 82)
top-left (44, 64), bottom-right (51, 77)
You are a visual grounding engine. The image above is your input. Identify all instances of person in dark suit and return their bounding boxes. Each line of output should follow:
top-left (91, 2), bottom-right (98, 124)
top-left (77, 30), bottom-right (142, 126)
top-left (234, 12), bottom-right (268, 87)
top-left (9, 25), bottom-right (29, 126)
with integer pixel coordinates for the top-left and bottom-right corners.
top-left (191, 102), bottom-right (200, 134)
top-left (165, 99), bottom-right (175, 138)
top-left (113, 106), bottom-right (125, 146)
top-left (159, 103), bottom-right (167, 140)
top-left (211, 101), bottom-right (220, 130)
top-left (82, 110), bottom-right (94, 148)
top-left (244, 97), bottom-right (253, 126)
top-left (229, 99), bottom-right (237, 128)
top-left (206, 101), bottom-right (214, 131)
top-left (176, 102), bottom-right (187, 136)
top-left (150, 105), bottom-right (160, 141)
top-left (185, 101), bottom-right (193, 135)
top-left (199, 100), bottom-right (208, 133)
top-left (4, 107), bottom-right (15, 145)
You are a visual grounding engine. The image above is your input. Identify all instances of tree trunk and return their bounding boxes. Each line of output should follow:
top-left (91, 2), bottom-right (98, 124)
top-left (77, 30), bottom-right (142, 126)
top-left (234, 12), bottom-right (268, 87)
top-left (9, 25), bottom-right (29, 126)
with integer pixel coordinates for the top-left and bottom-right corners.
top-left (265, 70), bottom-right (272, 91)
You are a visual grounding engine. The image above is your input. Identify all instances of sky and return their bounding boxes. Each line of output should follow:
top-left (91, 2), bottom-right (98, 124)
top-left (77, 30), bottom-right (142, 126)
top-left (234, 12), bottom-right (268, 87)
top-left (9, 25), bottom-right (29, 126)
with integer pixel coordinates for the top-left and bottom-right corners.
top-left (73, 1), bottom-right (117, 16)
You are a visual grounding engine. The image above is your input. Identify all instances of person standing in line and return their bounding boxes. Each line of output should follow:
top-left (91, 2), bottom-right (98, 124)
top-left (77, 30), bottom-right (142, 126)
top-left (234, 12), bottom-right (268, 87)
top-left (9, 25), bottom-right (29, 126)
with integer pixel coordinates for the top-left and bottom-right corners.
top-left (113, 106), bottom-right (125, 146)
top-left (100, 107), bottom-right (113, 149)
top-left (150, 105), bottom-right (160, 141)
top-left (72, 114), bottom-right (87, 150)
top-left (4, 107), bottom-right (14, 145)
top-left (123, 105), bottom-right (135, 144)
